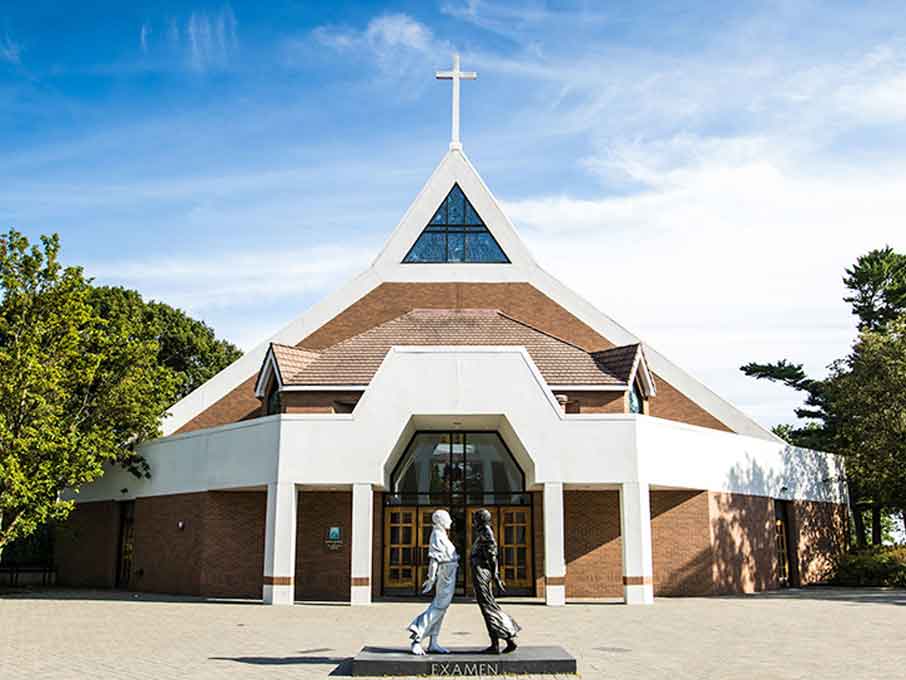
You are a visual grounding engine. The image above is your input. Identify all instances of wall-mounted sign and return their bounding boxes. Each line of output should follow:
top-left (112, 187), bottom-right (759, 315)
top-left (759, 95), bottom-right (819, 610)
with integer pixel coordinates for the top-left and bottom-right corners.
top-left (325, 526), bottom-right (343, 551)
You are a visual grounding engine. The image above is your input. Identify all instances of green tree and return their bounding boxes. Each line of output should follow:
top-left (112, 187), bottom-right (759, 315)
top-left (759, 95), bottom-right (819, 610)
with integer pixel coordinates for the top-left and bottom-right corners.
top-left (843, 246), bottom-right (906, 333)
top-left (0, 231), bottom-right (177, 554)
top-left (741, 246), bottom-right (906, 547)
top-left (827, 317), bottom-right (906, 531)
top-left (90, 287), bottom-right (241, 401)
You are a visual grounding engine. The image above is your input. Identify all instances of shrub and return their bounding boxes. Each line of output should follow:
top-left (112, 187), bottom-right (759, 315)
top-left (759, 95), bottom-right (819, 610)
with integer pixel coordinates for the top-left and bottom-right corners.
top-left (831, 547), bottom-right (906, 587)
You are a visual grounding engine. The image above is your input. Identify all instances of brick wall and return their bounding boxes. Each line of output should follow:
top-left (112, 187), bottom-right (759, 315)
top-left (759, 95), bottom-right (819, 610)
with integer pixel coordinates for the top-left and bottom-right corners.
top-left (131, 493), bottom-right (207, 595)
top-left (558, 390), bottom-right (625, 414)
top-left (282, 391), bottom-right (363, 414)
top-left (295, 491), bottom-right (352, 601)
top-left (564, 489), bottom-right (715, 598)
top-left (200, 492), bottom-right (266, 598)
top-left (709, 492), bottom-right (779, 593)
top-left (564, 490), bottom-right (623, 597)
top-left (650, 490), bottom-right (713, 595)
top-left (649, 378), bottom-right (730, 432)
top-left (55, 500), bottom-right (119, 588)
top-left (126, 491), bottom-right (266, 598)
top-left (176, 282), bottom-right (731, 435)
top-left (791, 499), bottom-right (847, 585)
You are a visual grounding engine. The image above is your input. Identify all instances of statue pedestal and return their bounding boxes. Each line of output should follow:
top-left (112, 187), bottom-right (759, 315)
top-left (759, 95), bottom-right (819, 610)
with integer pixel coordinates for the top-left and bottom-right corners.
top-left (351, 646), bottom-right (576, 676)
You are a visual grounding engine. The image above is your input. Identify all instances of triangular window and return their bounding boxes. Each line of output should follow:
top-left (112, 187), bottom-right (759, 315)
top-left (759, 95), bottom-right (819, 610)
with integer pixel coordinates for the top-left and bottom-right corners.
top-left (403, 184), bottom-right (510, 263)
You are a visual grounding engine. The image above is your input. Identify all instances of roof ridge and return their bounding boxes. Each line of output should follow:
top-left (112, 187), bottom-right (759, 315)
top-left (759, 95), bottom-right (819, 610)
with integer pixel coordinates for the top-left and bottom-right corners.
top-left (495, 311), bottom-right (597, 354)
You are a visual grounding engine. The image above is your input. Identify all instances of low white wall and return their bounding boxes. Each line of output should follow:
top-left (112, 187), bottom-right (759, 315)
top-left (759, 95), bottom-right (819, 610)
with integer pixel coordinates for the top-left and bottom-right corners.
top-left (636, 416), bottom-right (846, 503)
top-left (70, 417), bottom-right (280, 502)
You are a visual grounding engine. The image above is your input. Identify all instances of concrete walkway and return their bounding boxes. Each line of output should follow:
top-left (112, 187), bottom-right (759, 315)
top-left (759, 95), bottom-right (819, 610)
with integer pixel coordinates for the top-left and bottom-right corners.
top-left (1, 588), bottom-right (904, 679)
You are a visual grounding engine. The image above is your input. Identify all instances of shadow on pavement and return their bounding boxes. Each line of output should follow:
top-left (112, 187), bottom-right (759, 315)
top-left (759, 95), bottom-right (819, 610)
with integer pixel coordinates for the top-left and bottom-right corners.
top-left (712, 586), bottom-right (906, 606)
top-left (210, 655), bottom-right (353, 675)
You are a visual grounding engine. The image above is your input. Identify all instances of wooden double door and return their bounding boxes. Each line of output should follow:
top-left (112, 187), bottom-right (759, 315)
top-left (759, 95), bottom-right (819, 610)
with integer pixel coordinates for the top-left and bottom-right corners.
top-left (384, 505), bottom-right (533, 596)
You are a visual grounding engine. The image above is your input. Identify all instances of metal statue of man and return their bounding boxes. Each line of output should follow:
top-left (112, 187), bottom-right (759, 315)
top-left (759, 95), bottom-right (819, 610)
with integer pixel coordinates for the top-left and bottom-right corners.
top-left (407, 509), bottom-right (459, 655)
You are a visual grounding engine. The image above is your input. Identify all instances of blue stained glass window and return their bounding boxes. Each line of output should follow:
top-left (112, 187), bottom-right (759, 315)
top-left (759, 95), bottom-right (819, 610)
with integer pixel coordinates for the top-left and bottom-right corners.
top-left (406, 232), bottom-right (446, 262)
top-left (465, 232), bottom-right (507, 262)
top-left (403, 183), bottom-right (510, 263)
top-left (448, 232), bottom-right (465, 262)
top-left (446, 185), bottom-right (466, 224)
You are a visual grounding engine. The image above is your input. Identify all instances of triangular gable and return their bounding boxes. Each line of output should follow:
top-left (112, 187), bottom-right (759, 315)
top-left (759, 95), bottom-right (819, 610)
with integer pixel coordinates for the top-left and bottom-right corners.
top-left (370, 149), bottom-right (536, 278)
top-left (403, 183), bottom-right (509, 263)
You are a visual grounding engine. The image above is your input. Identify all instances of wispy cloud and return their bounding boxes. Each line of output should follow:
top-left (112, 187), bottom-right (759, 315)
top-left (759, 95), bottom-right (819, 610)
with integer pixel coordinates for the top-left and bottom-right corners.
top-left (139, 23), bottom-right (151, 54)
top-left (87, 243), bottom-right (372, 314)
top-left (186, 7), bottom-right (238, 72)
top-left (310, 13), bottom-right (450, 83)
top-left (139, 6), bottom-right (238, 72)
top-left (0, 32), bottom-right (21, 64)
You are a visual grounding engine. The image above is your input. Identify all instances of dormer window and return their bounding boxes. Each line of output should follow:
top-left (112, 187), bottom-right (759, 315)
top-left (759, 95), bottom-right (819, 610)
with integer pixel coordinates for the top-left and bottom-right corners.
top-left (266, 383), bottom-right (282, 416)
top-left (403, 184), bottom-right (509, 263)
top-left (628, 382), bottom-right (644, 414)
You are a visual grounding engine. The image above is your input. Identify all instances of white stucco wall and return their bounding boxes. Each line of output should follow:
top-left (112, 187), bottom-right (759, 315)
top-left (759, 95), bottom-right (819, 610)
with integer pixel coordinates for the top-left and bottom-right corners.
top-left (74, 347), bottom-right (845, 506)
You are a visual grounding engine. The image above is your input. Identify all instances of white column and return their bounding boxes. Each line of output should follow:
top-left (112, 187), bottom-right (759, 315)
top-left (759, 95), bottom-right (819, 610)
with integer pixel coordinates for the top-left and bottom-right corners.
top-left (263, 482), bottom-right (297, 605)
top-left (350, 483), bottom-right (374, 605)
top-left (543, 482), bottom-right (566, 606)
top-left (619, 481), bottom-right (654, 605)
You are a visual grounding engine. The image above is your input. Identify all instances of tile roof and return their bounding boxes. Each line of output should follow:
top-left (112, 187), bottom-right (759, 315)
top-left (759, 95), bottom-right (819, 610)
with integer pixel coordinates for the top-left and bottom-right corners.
top-left (268, 309), bottom-right (643, 387)
top-left (270, 344), bottom-right (321, 383)
top-left (591, 344), bottom-right (642, 384)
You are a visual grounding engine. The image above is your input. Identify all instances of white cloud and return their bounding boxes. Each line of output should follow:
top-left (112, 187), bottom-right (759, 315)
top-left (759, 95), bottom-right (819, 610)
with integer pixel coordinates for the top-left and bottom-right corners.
top-left (0, 32), bottom-right (21, 64)
top-left (87, 243), bottom-right (372, 314)
top-left (311, 13), bottom-right (450, 82)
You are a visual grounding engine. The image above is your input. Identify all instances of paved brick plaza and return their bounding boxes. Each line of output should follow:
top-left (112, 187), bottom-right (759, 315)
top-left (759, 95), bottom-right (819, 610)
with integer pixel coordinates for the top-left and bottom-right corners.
top-left (2, 588), bottom-right (903, 679)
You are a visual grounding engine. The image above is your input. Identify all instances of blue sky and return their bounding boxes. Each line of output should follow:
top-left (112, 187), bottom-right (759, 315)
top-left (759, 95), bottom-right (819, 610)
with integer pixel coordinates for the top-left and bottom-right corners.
top-left (3, 1), bottom-right (906, 428)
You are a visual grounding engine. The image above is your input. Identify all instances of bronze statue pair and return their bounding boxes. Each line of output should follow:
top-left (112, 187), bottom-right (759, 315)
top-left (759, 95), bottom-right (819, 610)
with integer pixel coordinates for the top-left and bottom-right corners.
top-left (407, 508), bottom-right (519, 655)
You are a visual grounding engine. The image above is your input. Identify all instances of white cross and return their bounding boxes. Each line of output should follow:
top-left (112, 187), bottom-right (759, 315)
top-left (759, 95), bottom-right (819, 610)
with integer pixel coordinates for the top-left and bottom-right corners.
top-left (436, 54), bottom-right (477, 151)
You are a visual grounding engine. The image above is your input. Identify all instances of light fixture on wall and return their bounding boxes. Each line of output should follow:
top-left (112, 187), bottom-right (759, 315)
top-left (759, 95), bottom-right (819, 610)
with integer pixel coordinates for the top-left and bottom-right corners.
top-left (177, 521), bottom-right (186, 531)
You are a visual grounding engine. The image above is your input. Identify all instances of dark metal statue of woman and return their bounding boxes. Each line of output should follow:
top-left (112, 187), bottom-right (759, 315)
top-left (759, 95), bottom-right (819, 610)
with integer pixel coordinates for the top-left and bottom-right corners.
top-left (470, 508), bottom-right (520, 654)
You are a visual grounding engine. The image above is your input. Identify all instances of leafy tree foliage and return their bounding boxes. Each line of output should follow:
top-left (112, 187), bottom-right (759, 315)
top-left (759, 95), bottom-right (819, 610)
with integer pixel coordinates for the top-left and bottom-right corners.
top-left (843, 246), bottom-right (906, 333)
top-left (0, 231), bottom-right (178, 552)
top-left (90, 287), bottom-right (241, 401)
top-left (827, 318), bottom-right (906, 512)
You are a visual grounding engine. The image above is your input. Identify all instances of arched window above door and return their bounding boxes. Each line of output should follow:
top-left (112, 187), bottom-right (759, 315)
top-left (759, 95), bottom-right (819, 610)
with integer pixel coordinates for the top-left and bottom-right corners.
top-left (390, 431), bottom-right (525, 505)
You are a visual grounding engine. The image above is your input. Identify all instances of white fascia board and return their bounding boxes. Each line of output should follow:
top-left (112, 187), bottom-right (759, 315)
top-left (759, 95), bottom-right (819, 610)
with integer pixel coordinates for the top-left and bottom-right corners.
top-left (163, 147), bottom-right (778, 443)
top-left (549, 384), bottom-right (628, 391)
top-left (254, 348), bottom-right (281, 398)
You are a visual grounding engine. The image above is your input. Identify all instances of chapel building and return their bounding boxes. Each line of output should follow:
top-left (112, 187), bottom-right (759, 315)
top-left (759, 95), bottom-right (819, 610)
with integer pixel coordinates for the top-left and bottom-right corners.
top-left (56, 62), bottom-right (847, 606)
